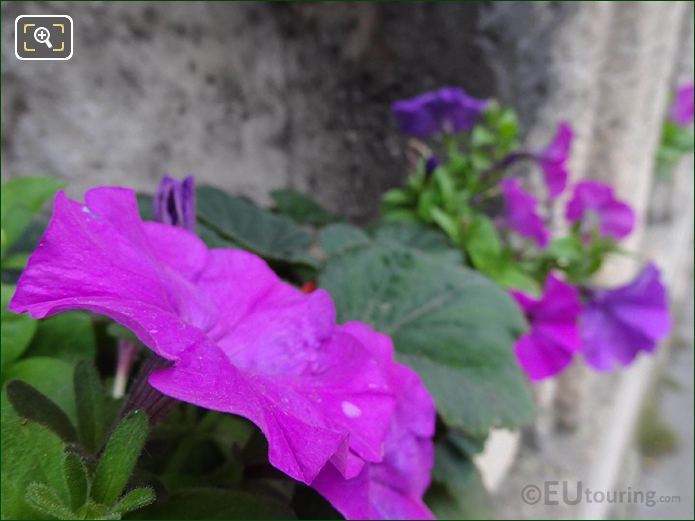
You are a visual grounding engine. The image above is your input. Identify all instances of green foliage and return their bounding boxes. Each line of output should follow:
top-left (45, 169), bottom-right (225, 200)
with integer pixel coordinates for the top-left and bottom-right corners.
top-left (1, 176), bottom-right (65, 259)
top-left (1, 284), bottom-right (38, 372)
top-left (26, 312), bottom-right (97, 362)
top-left (656, 120), bottom-right (695, 176)
top-left (270, 189), bottom-right (337, 226)
top-left (196, 185), bottom-right (317, 269)
top-left (74, 361), bottom-right (112, 454)
top-left (319, 243), bottom-right (534, 434)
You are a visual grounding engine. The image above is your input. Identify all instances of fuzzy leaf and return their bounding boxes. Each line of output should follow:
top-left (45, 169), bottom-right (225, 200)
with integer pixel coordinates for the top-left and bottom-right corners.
top-left (109, 487), bottom-right (155, 515)
top-left (63, 453), bottom-right (89, 512)
top-left (74, 360), bottom-right (110, 453)
top-left (25, 483), bottom-right (74, 520)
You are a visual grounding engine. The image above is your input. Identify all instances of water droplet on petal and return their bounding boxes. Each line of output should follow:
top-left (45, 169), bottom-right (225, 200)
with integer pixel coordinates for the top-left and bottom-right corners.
top-left (341, 401), bottom-right (362, 418)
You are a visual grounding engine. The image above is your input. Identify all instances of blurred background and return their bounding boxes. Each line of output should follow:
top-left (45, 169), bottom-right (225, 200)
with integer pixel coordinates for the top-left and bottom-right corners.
top-left (2, 2), bottom-right (693, 519)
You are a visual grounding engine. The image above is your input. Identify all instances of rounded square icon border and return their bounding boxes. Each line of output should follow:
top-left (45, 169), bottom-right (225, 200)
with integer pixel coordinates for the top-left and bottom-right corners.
top-left (15, 14), bottom-right (74, 61)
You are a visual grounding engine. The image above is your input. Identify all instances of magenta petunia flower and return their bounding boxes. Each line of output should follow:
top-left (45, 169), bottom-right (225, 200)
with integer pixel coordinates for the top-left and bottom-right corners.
top-left (392, 87), bottom-right (488, 139)
top-left (671, 83), bottom-right (694, 126)
top-left (580, 263), bottom-right (671, 371)
top-left (510, 274), bottom-right (582, 380)
top-left (534, 122), bottom-right (573, 199)
top-left (565, 180), bottom-right (635, 240)
top-left (153, 175), bottom-right (196, 232)
top-left (500, 177), bottom-right (550, 248)
top-left (312, 322), bottom-right (436, 520)
top-left (8, 188), bottom-right (403, 492)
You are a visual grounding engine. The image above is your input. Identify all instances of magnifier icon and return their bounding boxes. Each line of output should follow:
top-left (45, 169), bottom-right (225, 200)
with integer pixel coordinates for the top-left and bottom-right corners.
top-left (33, 26), bottom-right (52, 49)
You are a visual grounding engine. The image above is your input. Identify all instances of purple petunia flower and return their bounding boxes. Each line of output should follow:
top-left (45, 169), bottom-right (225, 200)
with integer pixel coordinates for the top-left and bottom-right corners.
top-left (565, 180), bottom-right (635, 240)
top-left (313, 322), bottom-right (435, 520)
top-left (671, 83), bottom-right (694, 126)
top-left (8, 187), bottom-right (435, 519)
top-left (580, 263), bottom-right (671, 372)
top-left (153, 175), bottom-right (196, 232)
top-left (534, 122), bottom-right (573, 199)
top-left (392, 87), bottom-right (488, 139)
top-left (510, 274), bottom-right (582, 380)
top-left (500, 178), bottom-right (550, 248)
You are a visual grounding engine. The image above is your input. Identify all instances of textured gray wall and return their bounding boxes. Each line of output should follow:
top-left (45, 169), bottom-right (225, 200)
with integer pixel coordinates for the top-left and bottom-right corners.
top-left (1, 2), bottom-right (693, 224)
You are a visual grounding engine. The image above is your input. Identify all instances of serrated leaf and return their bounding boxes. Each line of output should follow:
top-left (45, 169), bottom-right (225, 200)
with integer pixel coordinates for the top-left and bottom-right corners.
top-left (26, 312), bottom-right (96, 362)
top-left (3, 357), bottom-right (77, 423)
top-left (0, 176), bottom-right (65, 258)
top-left (6, 380), bottom-right (77, 443)
top-left (196, 186), bottom-right (315, 267)
top-left (128, 487), bottom-right (296, 519)
top-left (270, 189), bottom-right (336, 226)
top-left (109, 487), bottom-right (155, 515)
top-left (319, 223), bottom-right (370, 256)
top-left (63, 453), bottom-right (89, 512)
top-left (74, 360), bottom-right (110, 453)
top-left (319, 244), bottom-right (533, 434)
top-left (91, 411), bottom-right (149, 506)
top-left (25, 482), bottom-right (74, 520)
top-left (1, 284), bottom-right (38, 372)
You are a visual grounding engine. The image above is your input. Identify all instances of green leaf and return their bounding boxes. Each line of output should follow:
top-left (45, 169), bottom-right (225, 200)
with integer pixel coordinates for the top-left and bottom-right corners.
top-left (74, 361), bottom-right (110, 453)
top-left (319, 244), bottom-right (534, 434)
top-left (91, 411), bottom-right (149, 506)
top-left (26, 312), bottom-right (96, 362)
top-left (109, 487), bottom-right (155, 516)
top-left (1, 284), bottom-right (38, 372)
top-left (463, 214), bottom-right (502, 269)
top-left (371, 221), bottom-right (463, 263)
top-left (270, 189), bottom-right (336, 226)
top-left (63, 453), bottom-right (89, 512)
top-left (129, 487), bottom-right (296, 519)
top-left (106, 323), bottom-right (142, 345)
top-left (136, 194), bottom-right (154, 222)
top-left (382, 188), bottom-right (415, 207)
top-left (430, 207), bottom-right (460, 245)
top-left (25, 482), bottom-right (75, 520)
top-left (196, 186), bottom-right (315, 267)
top-left (319, 223), bottom-right (370, 257)
top-left (0, 176), bottom-right (65, 258)
top-left (6, 380), bottom-right (77, 443)
top-left (3, 357), bottom-right (77, 423)
top-left (2, 393), bottom-right (69, 519)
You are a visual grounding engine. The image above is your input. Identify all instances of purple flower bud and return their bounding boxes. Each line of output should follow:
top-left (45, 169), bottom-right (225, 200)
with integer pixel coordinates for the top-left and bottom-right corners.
top-left (153, 175), bottom-right (196, 232)
top-left (534, 122), bottom-right (573, 199)
top-left (671, 83), bottom-right (694, 126)
top-left (392, 87), bottom-right (488, 139)
top-left (424, 156), bottom-right (439, 176)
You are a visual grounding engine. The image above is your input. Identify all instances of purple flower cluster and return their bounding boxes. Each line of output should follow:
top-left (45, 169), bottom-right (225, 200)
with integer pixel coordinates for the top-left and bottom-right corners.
top-left (392, 87), bottom-right (488, 139)
top-left (9, 183), bottom-right (436, 520)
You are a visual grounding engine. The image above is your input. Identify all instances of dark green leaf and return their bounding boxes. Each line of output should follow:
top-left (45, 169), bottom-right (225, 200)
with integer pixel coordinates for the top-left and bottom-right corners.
top-left (91, 411), bottom-right (149, 506)
top-left (136, 194), bottom-right (154, 222)
top-left (74, 360), bottom-right (110, 453)
top-left (63, 453), bottom-right (89, 512)
top-left (196, 186), bottom-right (315, 267)
top-left (109, 487), bottom-right (155, 516)
top-left (26, 312), bottom-right (96, 362)
top-left (3, 357), bottom-right (77, 423)
top-left (319, 244), bottom-right (533, 434)
top-left (129, 487), bottom-right (296, 519)
top-left (25, 482), bottom-right (74, 520)
top-left (270, 189), bottom-right (336, 226)
top-left (319, 223), bottom-right (370, 257)
top-left (6, 380), bottom-right (77, 443)
top-left (0, 176), bottom-right (65, 258)
top-left (1, 284), bottom-right (37, 372)
top-left (371, 221), bottom-right (463, 263)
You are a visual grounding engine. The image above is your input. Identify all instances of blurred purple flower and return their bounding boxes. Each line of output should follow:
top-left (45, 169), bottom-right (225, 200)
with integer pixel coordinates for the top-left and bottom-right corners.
top-left (500, 178), bottom-right (550, 248)
top-left (534, 122), bottom-right (573, 198)
top-left (392, 87), bottom-right (488, 138)
top-left (581, 263), bottom-right (671, 371)
top-left (425, 155), bottom-right (440, 176)
top-left (671, 83), bottom-right (694, 126)
top-left (153, 175), bottom-right (196, 232)
top-left (566, 180), bottom-right (635, 240)
top-left (510, 274), bottom-right (582, 380)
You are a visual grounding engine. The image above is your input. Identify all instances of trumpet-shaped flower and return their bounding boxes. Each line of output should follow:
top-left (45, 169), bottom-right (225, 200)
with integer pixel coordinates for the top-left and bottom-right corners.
top-left (510, 274), bottom-right (582, 380)
top-left (9, 187), bottom-right (400, 489)
top-left (565, 180), bottom-right (635, 240)
top-left (534, 122), bottom-right (573, 199)
top-left (393, 87), bottom-right (488, 139)
top-left (500, 178), bottom-right (550, 248)
top-left (581, 263), bottom-right (671, 371)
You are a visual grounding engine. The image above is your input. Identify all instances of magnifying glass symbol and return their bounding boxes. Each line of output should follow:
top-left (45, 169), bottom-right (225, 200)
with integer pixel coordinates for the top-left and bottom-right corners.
top-left (33, 26), bottom-right (53, 49)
